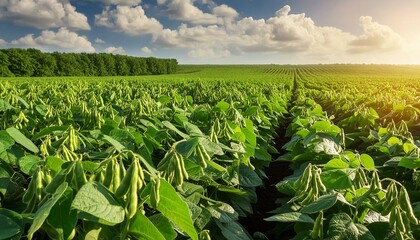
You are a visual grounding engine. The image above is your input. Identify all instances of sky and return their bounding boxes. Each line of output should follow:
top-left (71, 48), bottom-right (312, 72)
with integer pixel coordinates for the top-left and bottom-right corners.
top-left (0, 0), bottom-right (420, 64)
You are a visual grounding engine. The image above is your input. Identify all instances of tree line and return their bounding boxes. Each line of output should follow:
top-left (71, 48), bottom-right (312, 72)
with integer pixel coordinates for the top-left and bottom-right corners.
top-left (0, 48), bottom-right (178, 77)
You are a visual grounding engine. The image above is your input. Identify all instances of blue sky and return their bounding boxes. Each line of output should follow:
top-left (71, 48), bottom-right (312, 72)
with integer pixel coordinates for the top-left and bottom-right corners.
top-left (1, 0), bottom-right (419, 64)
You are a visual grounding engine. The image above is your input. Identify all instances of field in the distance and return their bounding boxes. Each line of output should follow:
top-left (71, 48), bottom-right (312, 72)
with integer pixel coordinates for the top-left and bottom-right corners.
top-left (0, 65), bottom-right (419, 240)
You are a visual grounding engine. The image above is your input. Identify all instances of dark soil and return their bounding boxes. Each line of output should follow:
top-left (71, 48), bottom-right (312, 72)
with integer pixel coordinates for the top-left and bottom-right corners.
top-left (239, 73), bottom-right (299, 239)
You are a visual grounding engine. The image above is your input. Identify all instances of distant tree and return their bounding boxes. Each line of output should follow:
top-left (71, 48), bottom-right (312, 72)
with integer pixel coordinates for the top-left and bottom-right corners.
top-left (128, 57), bottom-right (147, 76)
top-left (27, 48), bottom-right (57, 76)
top-left (79, 53), bottom-right (96, 76)
top-left (0, 48), bottom-right (178, 77)
top-left (101, 53), bottom-right (116, 76)
top-left (53, 52), bottom-right (82, 76)
top-left (5, 48), bottom-right (34, 76)
top-left (115, 55), bottom-right (130, 76)
top-left (89, 54), bottom-right (108, 76)
top-left (0, 51), bottom-right (14, 77)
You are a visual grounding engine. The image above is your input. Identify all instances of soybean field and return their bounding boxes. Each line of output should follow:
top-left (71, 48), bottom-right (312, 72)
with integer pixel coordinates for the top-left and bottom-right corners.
top-left (0, 65), bottom-right (419, 240)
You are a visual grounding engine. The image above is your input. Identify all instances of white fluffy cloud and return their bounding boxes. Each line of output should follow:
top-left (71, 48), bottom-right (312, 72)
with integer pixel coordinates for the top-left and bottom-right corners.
top-left (95, 5), bottom-right (163, 36)
top-left (157, 0), bottom-right (236, 25)
top-left (11, 28), bottom-right (95, 52)
top-left (0, 39), bottom-right (6, 46)
top-left (212, 4), bottom-right (238, 19)
top-left (100, 0), bottom-right (142, 6)
top-left (0, 0), bottom-right (90, 30)
top-left (104, 46), bottom-right (126, 54)
top-left (141, 46), bottom-right (152, 54)
top-left (95, 38), bottom-right (105, 44)
top-left (158, 0), bottom-right (219, 24)
top-left (349, 16), bottom-right (403, 53)
top-left (154, 5), bottom-right (405, 61)
top-left (154, 5), bottom-right (354, 58)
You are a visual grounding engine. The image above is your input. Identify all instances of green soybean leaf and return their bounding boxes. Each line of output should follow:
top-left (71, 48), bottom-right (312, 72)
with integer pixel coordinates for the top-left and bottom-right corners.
top-left (45, 156), bottom-right (65, 176)
top-left (184, 122), bottom-right (203, 137)
top-left (162, 121), bottom-right (190, 139)
top-left (28, 182), bottom-right (69, 240)
top-left (157, 180), bottom-right (198, 240)
top-left (71, 182), bottom-right (124, 226)
top-left (129, 212), bottom-right (166, 240)
top-left (239, 165), bottom-right (263, 187)
top-left (0, 214), bottom-right (21, 240)
top-left (98, 134), bottom-right (125, 152)
top-left (321, 170), bottom-right (352, 190)
top-left (46, 188), bottom-right (77, 240)
top-left (360, 154), bottom-right (375, 171)
top-left (149, 214), bottom-right (177, 240)
top-left (6, 127), bottom-right (39, 153)
top-left (32, 126), bottom-right (69, 141)
top-left (265, 212), bottom-right (314, 224)
top-left (0, 131), bottom-right (14, 153)
top-left (328, 213), bottom-right (375, 240)
top-left (215, 220), bottom-right (251, 240)
top-left (300, 194), bottom-right (338, 214)
top-left (398, 157), bottom-right (420, 169)
top-left (176, 138), bottom-right (199, 157)
top-left (0, 100), bottom-right (12, 111)
top-left (19, 155), bottom-right (41, 175)
top-left (324, 158), bottom-right (349, 170)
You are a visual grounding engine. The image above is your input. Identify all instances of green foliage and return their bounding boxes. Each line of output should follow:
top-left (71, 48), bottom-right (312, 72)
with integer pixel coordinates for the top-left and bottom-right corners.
top-left (0, 48), bottom-right (178, 77)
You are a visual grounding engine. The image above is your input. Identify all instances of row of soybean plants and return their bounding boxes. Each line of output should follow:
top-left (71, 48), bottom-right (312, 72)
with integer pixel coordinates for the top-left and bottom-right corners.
top-left (0, 77), bottom-right (292, 240)
top-left (267, 71), bottom-right (419, 239)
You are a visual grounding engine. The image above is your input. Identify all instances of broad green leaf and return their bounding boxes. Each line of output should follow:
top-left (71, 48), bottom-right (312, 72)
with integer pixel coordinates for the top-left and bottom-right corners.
top-left (215, 220), bottom-right (251, 240)
top-left (0, 214), bottom-right (21, 240)
top-left (0, 100), bottom-right (12, 111)
top-left (360, 154), bottom-right (375, 171)
top-left (149, 214), bottom-right (177, 240)
top-left (300, 194), bottom-right (338, 214)
top-left (19, 155), bottom-right (40, 175)
top-left (157, 180), bottom-right (198, 240)
top-left (0, 146), bottom-right (24, 165)
top-left (398, 157), bottom-right (420, 169)
top-left (98, 134), bottom-right (125, 152)
top-left (32, 126), bottom-right (69, 141)
top-left (183, 122), bottom-right (203, 137)
top-left (321, 170), bottom-right (352, 190)
top-left (199, 138), bottom-right (224, 156)
top-left (0, 131), bottom-right (14, 153)
top-left (215, 101), bottom-right (230, 112)
top-left (0, 208), bottom-right (23, 240)
top-left (328, 213), bottom-right (375, 240)
top-left (239, 165), bottom-right (263, 187)
top-left (45, 156), bottom-right (65, 176)
top-left (265, 212), bottom-right (314, 224)
top-left (46, 188), bottom-right (77, 240)
top-left (275, 179), bottom-right (297, 196)
top-left (387, 137), bottom-right (402, 146)
top-left (71, 182), bottom-right (124, 226)
top-left (129, 212), bottom-right (166, 240)
top-left (158, 95), bottom-right (171, 104)
top-left (207, 202), bottom-right (238, 223)
top-left (6, 127), bottom-right (39, 153)
top-left (403, 142), bottom-right (415, 154)
top-left (162, 121), bottom-right (189, 139)
top-left (28, 183), bottom-right (69, 240)
top-left (324, 158), bottom-right (349, 170)
top-left (175, 138), bottom-right (199, 157)
top-left (109, 129), bottom-right (135, 143)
